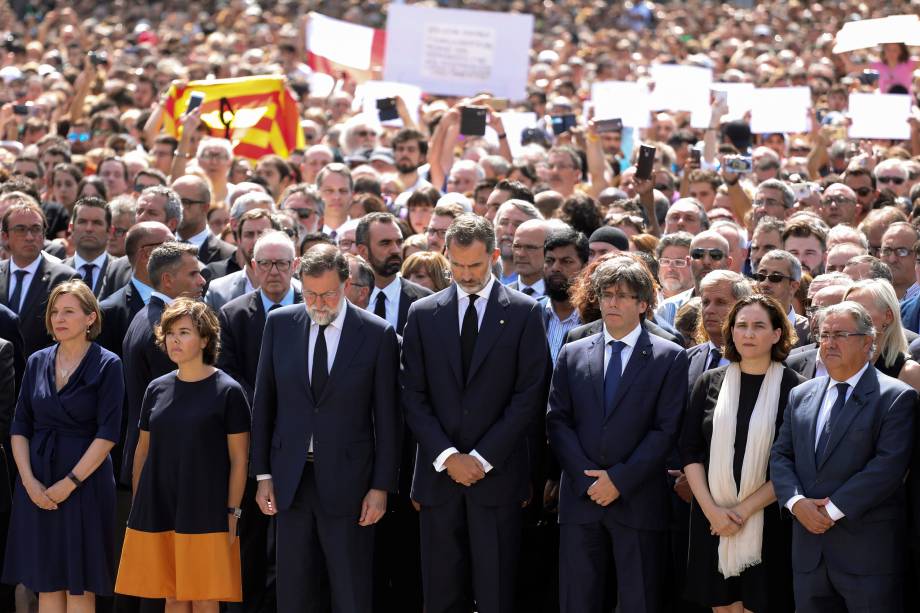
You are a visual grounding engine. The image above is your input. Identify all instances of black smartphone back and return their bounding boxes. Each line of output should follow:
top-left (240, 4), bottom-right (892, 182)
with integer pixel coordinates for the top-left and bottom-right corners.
top-left (636, 144), bottom-right (656, 180)
top-left (376, 97), bottom-right (399, 121)
top-left (460, 106), bottom-right (488, 136)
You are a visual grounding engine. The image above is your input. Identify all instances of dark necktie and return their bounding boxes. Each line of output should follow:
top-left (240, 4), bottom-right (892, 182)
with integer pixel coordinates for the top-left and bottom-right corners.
top-left (80, 263), bottom-right (96, 289)
top-left (604, 340), bottom-right (626, 416)
top-left (521, 287), bottom-right (535, 296)
top-left (460, 294), bottom-right (479, 382)
top-left (8, 270), bottom-right (28, 315)
top-left (267, 303), bottom-right (280, 313)
top-left (374, 291), bottom-right (387, 319)
top-left (816, 382), bottom-right (849, 461)
top-left (311, 324), bottom-right (329, 400)
top-left (708, 346), bottom-right (722, 370)
top-left (329, 229), bottom-right (337, 240)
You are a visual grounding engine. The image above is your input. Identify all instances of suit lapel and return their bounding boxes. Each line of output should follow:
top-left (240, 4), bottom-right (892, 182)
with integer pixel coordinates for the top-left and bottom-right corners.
top-left (397, 278), bottom-right (410, 333)
top-left (817, 367), bottom-right (876, 470)
top-left (466, 283), bottom-right (510, 382)
top-left (688, 346), bottom-right (708, 383)
top-left (93, 255), bottom-right (109, 296)
top-left (798, 383), bottom-right (824, 474)
top-left (434, 285), bottom-right (463, 386)
top-left (606, 328), bottom-right (653, 419)
top-left (321, 303), bottom-right (365, 403)
top-left (19, 257), bottom-right (48, 316)
top-left (0, 261), bottom-right (8, 307)
top-left (198, 235), bottom-right (212, 263)
top-left (589, 333), bottom-right (605, 410)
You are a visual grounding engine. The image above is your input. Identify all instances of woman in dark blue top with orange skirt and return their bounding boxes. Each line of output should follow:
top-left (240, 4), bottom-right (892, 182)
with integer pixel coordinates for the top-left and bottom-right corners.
top-left (2, 281), bottom-right (123, 612)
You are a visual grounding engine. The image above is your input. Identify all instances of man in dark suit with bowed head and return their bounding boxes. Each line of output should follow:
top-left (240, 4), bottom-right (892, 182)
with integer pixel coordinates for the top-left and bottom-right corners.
top-left (355, 211), bottom-right (432, 335)
top-left (0, 200), bottom-right (80, 358)
top-left (546, 256), bottom-right (688, 613)
top-left (402, 214), bottom-right (550, 613)
top-left (251, 244), bottom-right (401, 613)
top-left (771, 301), bottom-right (917, 612)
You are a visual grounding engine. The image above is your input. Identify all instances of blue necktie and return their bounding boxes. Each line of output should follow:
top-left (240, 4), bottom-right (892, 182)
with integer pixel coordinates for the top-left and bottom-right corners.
top-left (604, 340), bottom-right (626, 416)
top-left (816, 382), bottom-right (849, 461)
top-left (708, 346), bottom-right (722, 370)
top-left (7, 270), bottom-right (28, 314)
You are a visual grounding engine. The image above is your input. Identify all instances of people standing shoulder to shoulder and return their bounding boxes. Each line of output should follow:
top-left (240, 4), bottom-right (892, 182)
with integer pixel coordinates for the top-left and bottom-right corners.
top-left (3, 280), bottom-right (124, 612)
top-left (116, 298), bottom-right (250, 611)
top-left (680, 294), bottom-right (804, 613)
top-left (770, 301), bottom-right (918, 613)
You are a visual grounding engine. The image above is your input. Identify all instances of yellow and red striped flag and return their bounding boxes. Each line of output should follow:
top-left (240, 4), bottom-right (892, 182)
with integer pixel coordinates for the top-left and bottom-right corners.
top-left (163, 76), bottom-right (305, 161)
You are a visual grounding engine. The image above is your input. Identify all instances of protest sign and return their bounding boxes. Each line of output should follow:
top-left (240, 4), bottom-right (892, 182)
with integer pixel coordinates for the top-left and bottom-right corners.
top-left (750, 87), bottom-right (811, 134)
top-left (590, 81), bottom-right (651, 128)
top-left (848, 93), bottom-right (912, 140)
top-left (306, 12), bottom-right (386, 82)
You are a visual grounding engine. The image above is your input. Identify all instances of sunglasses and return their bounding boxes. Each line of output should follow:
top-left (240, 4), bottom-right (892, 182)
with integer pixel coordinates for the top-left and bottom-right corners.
top-left (292, 209), bottom-right (314, 220)
top-left (877, 176), bottom-right (905, 185)
top-left (67, 132), bottom-right (90, 143)
top-left (690, 248), bottom-right (725, 261)
top-left (852, 187), bottom-right (873, 197)
top-left (754, 272), bottom-right (791, 283)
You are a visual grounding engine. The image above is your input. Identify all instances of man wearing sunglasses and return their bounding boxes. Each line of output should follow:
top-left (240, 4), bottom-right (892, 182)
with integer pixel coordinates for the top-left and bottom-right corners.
top-left (842, 167), bottom-right (878, 217)
top-left (874, 159), bottom-right (910, 199)
top-left (755, 249), bottom-right (811, 347)
top-left (656, 230), bottom-right (732, 326)
top-left (280, 184), bottom-right (324, 236)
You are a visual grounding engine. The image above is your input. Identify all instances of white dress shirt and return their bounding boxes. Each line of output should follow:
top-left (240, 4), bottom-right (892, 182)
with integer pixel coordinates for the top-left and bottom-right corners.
top-left (433, 278), bottom-right (497, 474)
top-left (706, 340), bottom-right (730, 369)
top-left (785, 361), bottom-right (870, 521)
top-left (603, 323), bottom-right (643, 375)
top-left (368, 277), bottom-right (402, 329)
top-left (73, 252), bottom-right (107, 290)
top-left (257, 302), bottom-right (348, 481)
top-left (518, 278), bottom-right (545, 298)
top-left (7, 255), bottom-right (42, 312)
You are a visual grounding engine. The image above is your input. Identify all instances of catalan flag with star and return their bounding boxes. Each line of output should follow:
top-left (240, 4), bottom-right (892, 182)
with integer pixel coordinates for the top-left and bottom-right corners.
top-left (162, 76), bottom-right (305, 161)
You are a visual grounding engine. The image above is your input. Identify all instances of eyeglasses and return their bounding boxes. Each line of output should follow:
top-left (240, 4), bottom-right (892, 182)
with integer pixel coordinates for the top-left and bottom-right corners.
top-left (199, 152), bottom-right (228, 160)
top-left (659, 258), bottom-right (687, 268)
top-left (304, 289), bottom-right (341, 304)
top-left (852, 187), bottom-right (873, 197)
top-left (547, 163), bottom-right (576, 171)
top-left (255, 259), bottom-right (293, 272)
top-left (690, 248), bottom-right (725, 261)
top-left (877, 176), bottom-right (905, 185)
top-left (8, 224), bottom-right (44, 236)
top-left (427, 228), bottom-right (448, 238)
top-left (13, 171), bottom-right (38, 180)
top-left (291, 209), bottom-right (314, 220)
top-left (752, 198), bottom-right (783, 208)
top-left (338, 239), bottom-right (355, 249)
top-left (654, 184), bottom-right (670, 192)
top-left (113, 227), bottom-right (130, 237)
top-left (67, 132), bottom-right (90, 143)
top-left (599, 291), bottom-right (639, 303)
top-left (879, 246), bottom-right (912, 258)
top-left (754, 271), bottom-right (791, 283)
top-left (818, 331), bottom-right (868, 343)
top-left (821, 196), bottom-right (856, 207)
top-left (354, 130), bottom-right (374, 138)
top-left (180, 198), bottom-right (208, 207)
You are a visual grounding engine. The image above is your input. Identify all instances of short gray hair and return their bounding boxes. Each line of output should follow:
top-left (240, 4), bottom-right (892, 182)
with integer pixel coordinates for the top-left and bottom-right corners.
top-left (760, 249), bottom-right (802, 281)
top-left (820, 300), bottom-right (876, 355)
top-left (700, 269), bottom-right (752, 300)
top-left (108, 194), bottom-right (137, 219)
top-left (281, 183), bottom-right (325, 217)
top-left (147, 241), bottom-right (198, 290)
top-left (591, 256), bottom-right (656, 306)
top-left (231, 192), bottom-right (275, 221)
top-left (655, 231), bottom-right (693, 258)
top-left (757, 179), bottom-right (795, 209)
top-left (140, 185), bottom-right (182, 225)
top-left (495, 199), bottom-right (543, 224)
top-left (446, 213), bottom-right (496, 253)
top-left (253, 230), bottom-right (295, 260)
top-left (345, 253), bottom-right (375, 288)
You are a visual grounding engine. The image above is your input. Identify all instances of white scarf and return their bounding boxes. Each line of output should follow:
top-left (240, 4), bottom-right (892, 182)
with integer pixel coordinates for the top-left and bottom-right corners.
top-left (707, 361), bottom-right (784, 578)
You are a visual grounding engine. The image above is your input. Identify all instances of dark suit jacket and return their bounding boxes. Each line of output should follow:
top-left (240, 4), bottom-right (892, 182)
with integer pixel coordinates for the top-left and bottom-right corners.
top-left (198, 233), bottom-right (236, 266)
top-left (792, 312), bottom-right (811, 348)
top-left (902, 293), bottom-right (920, 334)
top-left (547, 327), bottom-right (688, 529)
top-left (396, 277), bottom-right (432, 335)
top-left (770, 366), bottom-right (917, 574)
top-left (62, 254), bottom-right (118, 298)
top-left (564, 317), bottom-right (682, 347)
top-left (120, 296), bottom-right (175, 485)
top-left (402, 283), bottom-right (551, 507)
top-left (99, 255), bottom-right (133, 300)
top-left (203, 254), bottom-right (242, 282)
top-left (218, 289), bottom-right (302, 401)
top-left (686, 342), bottom-right (718, 388)
top-left (0, 338), bottom-right (14, 441)
top-left (0, 303), bottom-right (24, 388)
top-left (789, 337), bottom-right (920, 379)
top-left (0, 255), bottom-right (80, 359)
top-left (251, 302), bottom-right (401, 515)
top-left (98, 281), bottom-right (145, 358)
top-left (42, 241), bottom-right (66, 260)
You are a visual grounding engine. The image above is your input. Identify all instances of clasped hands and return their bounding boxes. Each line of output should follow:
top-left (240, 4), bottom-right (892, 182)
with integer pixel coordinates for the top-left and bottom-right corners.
top-left (584, 469), bottom-right (619, 506)
top-left (445, 453), bottom-right (485, 487)
top-left (791, 498), bottom-right (836, 535)
top-left (25, 476), bottom-right (75, 511)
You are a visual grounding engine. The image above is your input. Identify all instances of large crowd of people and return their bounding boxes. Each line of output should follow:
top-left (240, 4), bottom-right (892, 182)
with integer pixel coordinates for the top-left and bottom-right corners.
top-left (1, 0), bottom-right (920, 612)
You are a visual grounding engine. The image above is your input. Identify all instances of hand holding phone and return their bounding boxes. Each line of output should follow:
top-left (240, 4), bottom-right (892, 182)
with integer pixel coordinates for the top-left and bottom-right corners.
top-left (636, 144), bottom-right (656, 180)
top-left (460, 106), bottom-right (488, 136)
top-left (186, 91), bottom-right (205, 115)
top-left (376, 97), bottom-right (399, 122)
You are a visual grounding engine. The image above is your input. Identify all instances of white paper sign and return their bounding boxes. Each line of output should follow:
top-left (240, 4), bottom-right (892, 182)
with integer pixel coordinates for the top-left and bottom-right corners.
top-left (590, 81), bottom-right (651, 128)
top-left (484, 112), bottom-right (538, 158)
top-left (848, 93), bottom-right (912, 140)
top-left (711, 83), bottom-right (756, 121)
top-left (384, 5), bottom-right (533, 99)
top-left (306, 12), bottom-right (375, 70)
top-left (355, 81), bottom-right (423, 128)
top-left (649, 65), bottom-right (713, 113)
top-left (750, 87), bottom-right (812, 134)
top-left (834, 15), bottom-right (920, 53)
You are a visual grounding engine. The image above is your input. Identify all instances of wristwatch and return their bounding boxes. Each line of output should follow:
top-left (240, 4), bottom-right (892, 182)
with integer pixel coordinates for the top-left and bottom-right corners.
top-left (228, 506), bottom-right (243, 519)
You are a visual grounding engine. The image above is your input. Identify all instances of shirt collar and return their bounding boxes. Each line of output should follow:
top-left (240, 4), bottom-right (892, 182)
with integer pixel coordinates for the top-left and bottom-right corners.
top-left (603, 322), bottom-right (643, 347)
top-left (179, 227), bottom-right (210, 248)
top-left (151, 291), bottom-right (174, 305)
top-left (830, 360), bottom-right (871, 389)
top-left (786, 305), bottom-right (798, 326)
top-left (544, 300), bottom-right (581, 325)
top-left (131, 276), bottom-right (154, 304)
top-left (457, 276), bottom-right (496, 303)
top-left (311, 299), bottom-right (348, 330)
top-left (707, 340), bottom-right (721, 353)
top-left (10, 255), bottom-right (42, 275)
top-left (260, 286), bottom-right (295, 312)
top-left (371, 276), bottom-right (401, 302)
top-left (521, 278), bottom-right (545, 293)
top-left (74, 252), bottom-right (107, 270)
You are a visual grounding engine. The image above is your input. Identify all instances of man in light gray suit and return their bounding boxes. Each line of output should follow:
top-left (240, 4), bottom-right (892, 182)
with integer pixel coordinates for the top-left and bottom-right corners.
top-left (204, 209), bottom-right (279, 311)
top-left (771, 301), bottom-right (917, 612)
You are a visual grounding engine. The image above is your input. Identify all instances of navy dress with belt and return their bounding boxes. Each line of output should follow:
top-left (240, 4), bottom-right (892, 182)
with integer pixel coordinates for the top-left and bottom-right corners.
top-left (2, 343), bottom-right (123, 596)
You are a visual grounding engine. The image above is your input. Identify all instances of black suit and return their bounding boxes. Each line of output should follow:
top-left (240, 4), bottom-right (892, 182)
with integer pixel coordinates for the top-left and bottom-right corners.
top-left (686, 342), bottom-right (721, 387)
top-left (100, 255), bottom-right (133, 300)
top-left (396, 277), bottom-right (433, 335)
top-left (252, 302), bottom-right (401, 613)
top-left (196, 233), bottom-right (236, 266)
top-left (0, 255), bottom-right (80, 359)
top-left (0, 338), bottom-right (14, 611)
top-left (202, 254), bottom-right (242, 283)
top-left (402, 282), bottom-right (550, 613)
top-left (0, 303), bottom-right (24, 389)
top-left (63, 254), bottom-right (118, 298)
top-left (98, 282), bottom-right (146, 358)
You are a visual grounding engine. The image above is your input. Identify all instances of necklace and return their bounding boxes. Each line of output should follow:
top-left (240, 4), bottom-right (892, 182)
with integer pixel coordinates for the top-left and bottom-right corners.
top-left (57, 345), bottom-right (90, 381)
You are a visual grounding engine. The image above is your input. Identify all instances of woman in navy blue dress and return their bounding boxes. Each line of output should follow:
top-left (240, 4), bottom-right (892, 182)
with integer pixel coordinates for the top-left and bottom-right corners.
top-left (2, 281), bottom-right (123, 612)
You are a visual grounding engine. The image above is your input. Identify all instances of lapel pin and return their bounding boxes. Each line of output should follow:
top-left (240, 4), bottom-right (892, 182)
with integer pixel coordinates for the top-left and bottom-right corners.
top-left (500, 320), bottom-right (505, 324)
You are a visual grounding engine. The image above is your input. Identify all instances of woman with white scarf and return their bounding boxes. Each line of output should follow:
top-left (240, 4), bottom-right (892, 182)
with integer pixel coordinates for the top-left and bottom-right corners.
top-left (679, 294), bottom-right (804, 613)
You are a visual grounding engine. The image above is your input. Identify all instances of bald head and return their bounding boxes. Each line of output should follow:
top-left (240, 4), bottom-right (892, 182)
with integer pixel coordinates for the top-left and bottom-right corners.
top-left (125, 221), bottom-right (174, 282)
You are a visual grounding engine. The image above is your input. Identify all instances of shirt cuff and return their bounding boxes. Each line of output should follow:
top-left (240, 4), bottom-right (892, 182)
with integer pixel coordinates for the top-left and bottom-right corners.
top-left (824, 500), bottom-right (845, 521)
top-left (434, 447), bottom-right (458, 472)
top-left (469, 449), bottom-right (493, 473)
top-left (256, 474), bottom-right (272, 481)
top-left (786, 495), bottom-right (805, 514)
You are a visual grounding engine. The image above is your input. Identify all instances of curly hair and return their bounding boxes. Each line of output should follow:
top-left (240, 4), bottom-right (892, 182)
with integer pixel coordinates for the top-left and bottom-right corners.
top-left (155, 298), bottom-right (221, 365)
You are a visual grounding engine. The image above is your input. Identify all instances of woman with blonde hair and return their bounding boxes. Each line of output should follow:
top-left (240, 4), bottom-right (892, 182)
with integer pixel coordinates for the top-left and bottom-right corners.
top-left (401, 251), bottom-right (451, 292)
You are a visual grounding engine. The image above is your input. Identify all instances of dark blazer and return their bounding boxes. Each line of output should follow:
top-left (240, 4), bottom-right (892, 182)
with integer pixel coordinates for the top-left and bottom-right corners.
top-left (42, 241), bottom-right (66, 260)
top-left (789, 337), bottom-right (920, 379)
top-left (770, 366), bottom-right (917, 575)
top-left (396, 277), bottom-right (432, 335)
top-left (120, 295), bottom-right (175, 485)
top-left (251, 302), bottom-right (401, 515)
top-left (99, 255), bottom-right (133, 300)
top-left (564, 316), bottom-right (683, 347)
top-left (685, 342), bottom-right (719, 388)
top-left (547, 327), bottom-right (688, 529)
top-left (0, 255), bottom-right (80, 359)
top-left (62, 254), bottom-right (118, 298)
top-left (0, 303), bottom-right (24, 388)
top-left (198, 233), bottom-right (236, 266)
top-left (202, 254), bottom-right (242, 283)
top-left (792, 312), bottom-right (811, 348)
top-left (401, 283), bottom-right (551, 507)
top-left (218, 289), bottom-right (302, 402)
top-left (0, 338), bottom-right (14, 441)
top-left (97, 281), bottom-right (146, 357)
top-left (902, 293), bottom-right (920, 334)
